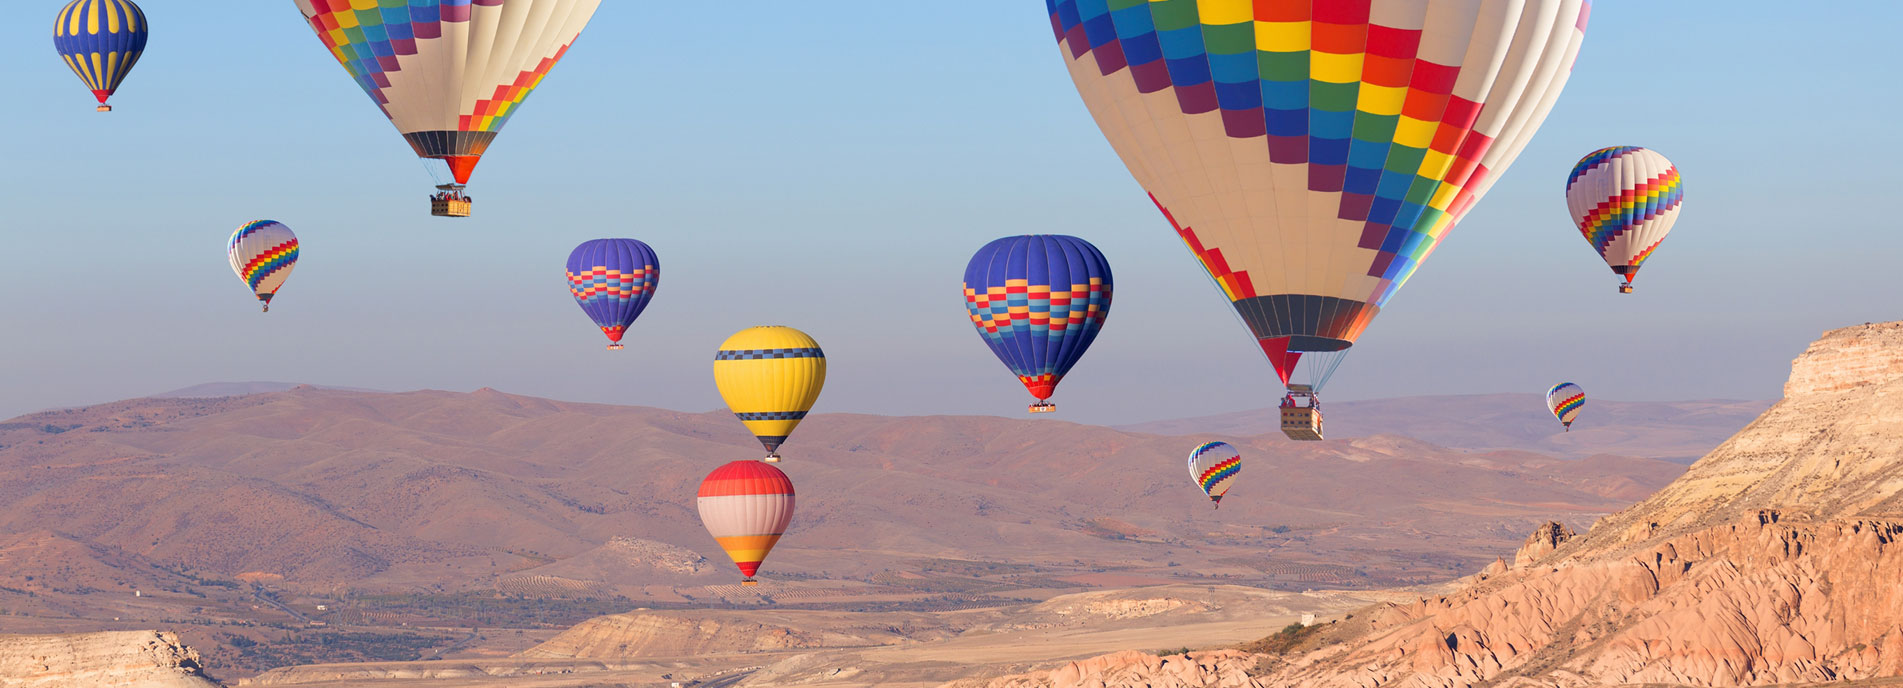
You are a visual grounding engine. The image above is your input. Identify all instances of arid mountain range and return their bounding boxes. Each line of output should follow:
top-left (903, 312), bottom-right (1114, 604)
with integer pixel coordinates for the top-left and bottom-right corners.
top-left (983, 322), bottom-right (1903, 688)
top-left (0, 382), bottom-right (1718, 680)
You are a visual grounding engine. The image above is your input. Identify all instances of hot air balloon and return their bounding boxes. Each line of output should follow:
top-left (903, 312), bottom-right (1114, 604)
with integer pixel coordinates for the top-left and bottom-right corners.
top-left (963, 235), bottom-right (1113, 413)
top-left (714, 327), bottom-right (826, 462)
top-left (53, 0), bottom-right (148, 112)
top-left (1045, 0), bottom-right (1591, 439)
top-left (1565, 147), bottom-right (1682, 293)
top-left (1546, 382), bottom-right (1584, 431)
top-left (1187, 441), bottom-right (1240, 508)
top-left (228, 221), bottom-right (300, 313)
top-left (697, 460), bottom-right (795, 586)
top-left (292, 0), bottom-right (602, 217)
top-left (566, 239), bottom-right (659, 350)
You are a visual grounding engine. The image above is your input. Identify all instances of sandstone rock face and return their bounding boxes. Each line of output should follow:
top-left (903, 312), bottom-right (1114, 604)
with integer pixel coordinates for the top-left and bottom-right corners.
top-left (518, 612), bottom-right (881, 658)
top-left (969, 322), bottom-right (1903, 688)
top-left (981, 651), bottom-right (1266, 688)
top-left (0, 631), bottom-right (219, 687)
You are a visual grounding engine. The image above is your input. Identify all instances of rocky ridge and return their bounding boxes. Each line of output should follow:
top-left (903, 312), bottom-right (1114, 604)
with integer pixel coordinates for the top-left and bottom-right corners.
top-left (0, 631), bottom-right (218, 687)
top-left (967, 322), bottom-right (1903, 688)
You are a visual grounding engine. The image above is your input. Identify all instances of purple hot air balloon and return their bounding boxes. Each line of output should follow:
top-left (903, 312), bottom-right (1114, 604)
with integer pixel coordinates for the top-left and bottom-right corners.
top-left (565, 239), bottom-right (659, 350)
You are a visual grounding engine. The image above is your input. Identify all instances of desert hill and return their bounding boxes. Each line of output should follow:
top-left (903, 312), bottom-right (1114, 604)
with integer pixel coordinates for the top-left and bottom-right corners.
top-left (1124, 394), bottom-right (1768, 463)
top-left (981, 322), bottom-right (1903, 688)
top-left (0, 631), bottom-right (217, 687)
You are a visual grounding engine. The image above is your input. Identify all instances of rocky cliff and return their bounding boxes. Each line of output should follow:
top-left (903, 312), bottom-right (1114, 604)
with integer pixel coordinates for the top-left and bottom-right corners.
top-left (969, 322), bottom-right (1903, 688)
top-left (0, 631), bottom-right (219, 687)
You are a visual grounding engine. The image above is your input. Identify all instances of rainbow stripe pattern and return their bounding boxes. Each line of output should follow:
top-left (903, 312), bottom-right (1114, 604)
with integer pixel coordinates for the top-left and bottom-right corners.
top-left (1186, 441), bottom-right (1240, 504)
top-left (1545, 382), bottom-right (1585, 429)
top-left (52, 0), bottom-right (148, 107)
top-left (963, 236), bottom-right (1113, 403)
top-left (227, 221), bottom-right (300, 310)
top-left (1565, 146), bottom-right (1683, 283)
top-left (1047, 0), bottom-right (1590, 379)
top-left (565, 239), bottom-right (659, 346)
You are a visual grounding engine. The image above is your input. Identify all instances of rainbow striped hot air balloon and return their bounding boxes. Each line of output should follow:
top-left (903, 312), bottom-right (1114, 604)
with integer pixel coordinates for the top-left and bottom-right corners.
top-left (227, 221), bottom-right (300, 313)
top-left (566, 239), bottom-right (659, 350)
top-left (1565, 147), bottom-right (1683, 293)
top-left (1187, 441), bottom-right (1240, 508)
top-left (1546, 382), bottom-right (1584, 431)
top-left (1043, 0), bottom-right (1592, 412)
top-left (713, 327), bottom-right (826, 462)
top-left (53, 0), bottom-right (149, 112)
top-left (963, 235), bottom-right (1113, 414)
top-left (697, 460), bottom-right (795, 586)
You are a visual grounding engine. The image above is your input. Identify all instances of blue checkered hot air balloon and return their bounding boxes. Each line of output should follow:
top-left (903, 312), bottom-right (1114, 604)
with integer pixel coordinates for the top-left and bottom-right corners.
top-left (962, 235), bottom-right (1113, 413)
top-left (565, 239), bottom-right (660, 350)
top-left (52, 0), bottom-right (148, 112)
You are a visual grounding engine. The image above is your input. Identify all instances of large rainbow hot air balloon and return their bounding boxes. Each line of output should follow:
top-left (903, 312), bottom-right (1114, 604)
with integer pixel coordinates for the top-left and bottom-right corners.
top-left (1564, 147), bottom-right (1682, 293)
top-left (1545, 382), bottom-right (1584, 431)
top-left (963, 235), bottom-right (1113, 413)
top-left (697, 460), bottom-right (795, 586)
top-left (53, 0), bottom-right (149, 112)
top-left (1186, 441), bottom-right (1240, 508)
top-left (1045, 0), bottom-right (1591, 431)
top-left (292, 0), bottom-right (601, 216)
top-left (714, 327), bottom-right (826, 462)
top-left (566, 239), bottom-right (659, 350)
top-left (228, 221), bottom-right (300, 313)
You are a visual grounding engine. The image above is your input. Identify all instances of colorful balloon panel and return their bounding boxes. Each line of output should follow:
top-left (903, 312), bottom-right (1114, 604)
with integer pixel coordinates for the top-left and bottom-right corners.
top-left (1546, 382), bottom-right (1584, 429)
top-left (566, 239), bottom-right (659, 348)
top-left (713, 327), bottom-right (827, 456)
top-left (53, 0), bottom-right (148, 106)
top-left (1186, 441), bottom-right (1240, 504)
top-left (963, 235), bottom-right (1113, 402)
top-left (227, 221), bottom-right (300, 311)
top-left (1565, 147), bottom-right (1682, 287)
top-left (291, 0), bottom-right (602, 184)
top-left (1046, 0), bottom-right (1590, 386)
top-left (697, 460), bottom-right (795, 579)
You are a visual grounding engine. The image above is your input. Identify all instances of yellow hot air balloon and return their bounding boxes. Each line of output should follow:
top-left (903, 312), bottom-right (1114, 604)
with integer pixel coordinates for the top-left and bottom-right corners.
top-left (713, 326), bottom-right (826, 462)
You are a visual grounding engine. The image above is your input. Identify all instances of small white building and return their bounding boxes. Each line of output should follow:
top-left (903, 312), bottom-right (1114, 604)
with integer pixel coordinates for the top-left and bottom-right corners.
top-left (1301, 613), bottom-right (1316, 627)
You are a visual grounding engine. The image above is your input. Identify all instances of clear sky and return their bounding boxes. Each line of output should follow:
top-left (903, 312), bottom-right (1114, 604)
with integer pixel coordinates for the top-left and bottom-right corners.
top-left (3, 2), bottom-right (1899, 425)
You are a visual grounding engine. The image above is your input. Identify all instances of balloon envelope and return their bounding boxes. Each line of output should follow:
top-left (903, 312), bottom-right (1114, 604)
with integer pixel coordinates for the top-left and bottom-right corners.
top-left (697, 460), bottom-right (795, 579)
top-left (1186, 441), bottom-right (1240, 505)
top-left (53, 0), bottom-right (148, 107)
top-left (962, 235), bottom-right (1113, 403)
top-left (292, 0), bottom-right (602, 185)
top-left (1546, 382), bottom-right (1585, 429)
top-left (228, 221), bottom-right (300, 311)
top-left (566, 239), bottom-right (659, 348)
top-left (713, 327), bottom-right (826, 457)
top-left (1046, 0), bottom-right (1591, 391)
top-left (1565, 147), bottom-right (1682, 289)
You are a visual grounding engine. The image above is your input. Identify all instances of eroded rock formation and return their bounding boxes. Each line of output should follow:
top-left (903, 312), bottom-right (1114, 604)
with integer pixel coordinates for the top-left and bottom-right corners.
top-left (0, 631), bottom-right (218, 687)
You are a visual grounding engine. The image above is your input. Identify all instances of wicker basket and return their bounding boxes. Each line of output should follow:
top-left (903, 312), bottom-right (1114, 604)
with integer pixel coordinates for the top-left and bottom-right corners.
top-left (1281, 406), bottom-right (1323, 441)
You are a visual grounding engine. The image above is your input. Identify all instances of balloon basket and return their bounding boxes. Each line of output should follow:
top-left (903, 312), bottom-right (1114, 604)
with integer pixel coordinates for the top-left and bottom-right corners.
top-left (96, 105), bottom-right (112, 113)
top-left (606, 343), bottom-right (624, 350)
top-left (1028, 402), bottom-right (1056, 414)
top-left (763, 454), bottom-right (781, 463)
top-left (1618, 283), bottom-right (1634, 294)
top-left (741, 579), bottom-right (759, 587)
top-left (431, 184), bottom-right (472, 217)
top-left (1280, 390), bottom-right (1323, 441)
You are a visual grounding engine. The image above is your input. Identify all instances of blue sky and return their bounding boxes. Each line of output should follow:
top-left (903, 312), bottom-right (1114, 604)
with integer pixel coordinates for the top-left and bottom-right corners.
top-left (2, 2), bottom-right (1899, 424)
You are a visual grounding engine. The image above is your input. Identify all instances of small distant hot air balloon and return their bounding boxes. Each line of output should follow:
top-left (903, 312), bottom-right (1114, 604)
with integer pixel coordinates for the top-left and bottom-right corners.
top-left (1043, 0), bottom-right (1592, 439)
top-left (697, 460), bottom-right (795, 586)
top-left (1565, 147), bottom-right (1683, 293)
top-left (292, 0), bottom-right (602, 216)
top-left (714, 327), bottom-right (826, 462)
top-left (228, 221), bottom-right (299, 313)
top-left (1546, 383), bottom-right (1585, 431)
top-left (1186, 442), bottom-right (1240, 508)
top-left (963, 235), bottom-right (1112, 413)
top-left (566, 239), bottom-right (659, 350)
top-left (53, 0), bottom-right (149, 112)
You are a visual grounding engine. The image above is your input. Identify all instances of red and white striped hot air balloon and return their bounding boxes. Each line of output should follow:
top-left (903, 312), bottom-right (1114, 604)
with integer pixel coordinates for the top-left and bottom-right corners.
top-left (696, 460), bottom-right (795, 585)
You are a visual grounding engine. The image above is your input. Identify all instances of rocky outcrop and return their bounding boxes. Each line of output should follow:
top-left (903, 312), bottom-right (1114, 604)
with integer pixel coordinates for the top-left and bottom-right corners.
top-left (968, 322), bottom-right (1903, 688)
top-left (0, 631), bottom-right (219, 687)
top-left (978, 651), bottom-right (1265, 688)
top-left (518, 612), bottom-right (884, 658)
